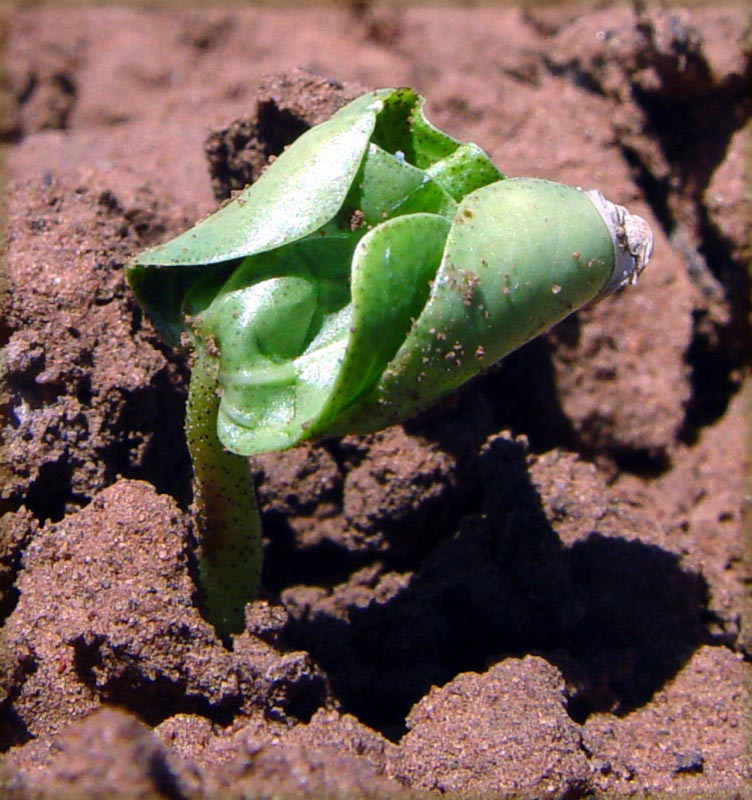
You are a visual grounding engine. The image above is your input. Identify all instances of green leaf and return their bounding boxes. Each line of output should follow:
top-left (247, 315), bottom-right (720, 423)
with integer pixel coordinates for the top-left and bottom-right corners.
top-left (426, 143), bottom-right (504, 202)
top-left (195, 232), bottom-right (357, 454)
top-left (208, 214), bottom-right (449, 455)
top-left (330, 178), bottom-right (616, 433)
top-left (135, 90), bottom-right (393, 268)
top-left (128, 88), bottom-right (639, 453)
top-left (371, 88), bottom-right (463, 168)
top-left (309, 212), bottom-right (450, 436)
top-left (345, 143), bottom-right (457, 225)
top-left (127, 89), bottom-right (392, 343)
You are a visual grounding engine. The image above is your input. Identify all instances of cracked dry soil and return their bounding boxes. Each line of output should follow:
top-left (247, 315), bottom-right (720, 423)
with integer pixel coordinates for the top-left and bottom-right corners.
top-left (1, 4), bottom-right (750, 799)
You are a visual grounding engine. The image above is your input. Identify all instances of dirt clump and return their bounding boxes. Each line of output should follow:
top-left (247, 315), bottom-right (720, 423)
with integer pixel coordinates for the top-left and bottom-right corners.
top-left (390, 657), bottom-right (588, 796)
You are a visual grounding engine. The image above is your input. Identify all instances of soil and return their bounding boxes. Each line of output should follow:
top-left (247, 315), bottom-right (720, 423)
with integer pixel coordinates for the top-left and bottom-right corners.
top-left (1, 3), bottom-right (750, 799)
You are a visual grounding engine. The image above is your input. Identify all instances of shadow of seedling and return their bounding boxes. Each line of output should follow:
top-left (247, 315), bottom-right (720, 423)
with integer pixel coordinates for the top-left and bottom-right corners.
top-left (283, 436), bottom-right (710, 738)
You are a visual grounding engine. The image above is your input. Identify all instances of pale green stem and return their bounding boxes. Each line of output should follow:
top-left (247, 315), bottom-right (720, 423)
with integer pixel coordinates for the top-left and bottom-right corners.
top-left (185, 350), bottom-right (262, 640)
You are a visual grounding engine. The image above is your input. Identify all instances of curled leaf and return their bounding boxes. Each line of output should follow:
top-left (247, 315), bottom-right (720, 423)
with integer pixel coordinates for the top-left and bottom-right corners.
top-left (127, 88), bottom-right (652, 456)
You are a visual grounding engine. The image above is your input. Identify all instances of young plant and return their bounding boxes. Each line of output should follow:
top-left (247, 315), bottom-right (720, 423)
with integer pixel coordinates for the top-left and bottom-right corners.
top-left (127, 88), bottom-right (653, 640)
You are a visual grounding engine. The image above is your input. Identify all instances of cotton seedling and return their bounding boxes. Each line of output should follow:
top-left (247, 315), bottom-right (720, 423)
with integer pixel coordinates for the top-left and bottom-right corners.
top-left (127, 88), bottom-right (653, 640)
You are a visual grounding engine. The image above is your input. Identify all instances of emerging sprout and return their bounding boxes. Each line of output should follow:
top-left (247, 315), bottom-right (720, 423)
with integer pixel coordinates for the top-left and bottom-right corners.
top-left (127, 88), bottom-right (653, 640)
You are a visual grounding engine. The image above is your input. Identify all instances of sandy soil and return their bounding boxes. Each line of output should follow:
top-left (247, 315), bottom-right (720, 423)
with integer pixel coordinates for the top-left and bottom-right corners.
top-left (1, 3), bottom-right (750, 798)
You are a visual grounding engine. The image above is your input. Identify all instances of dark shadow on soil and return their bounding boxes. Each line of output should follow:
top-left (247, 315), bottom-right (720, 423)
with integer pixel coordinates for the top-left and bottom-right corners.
top-left (262, 522), bottom-right (377, 594)
top-left (416, 332), bottom-right (674, 479)
top-left (404, 334), bottom-right (580, 460)
top-left (282, 436), bottom-right (710, 739)
top-left (110, 377), bottom-right (193, 512)
top-left (473, 336), bottom-right (580, 454)
top-left (624, 42), bottom-right (752, 441)
top-left (70, 633), bottom-right (240, 729)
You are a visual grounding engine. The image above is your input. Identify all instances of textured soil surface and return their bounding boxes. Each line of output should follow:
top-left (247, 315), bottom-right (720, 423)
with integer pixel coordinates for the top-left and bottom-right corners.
top-left (1, 4), bottom-right (751, 799)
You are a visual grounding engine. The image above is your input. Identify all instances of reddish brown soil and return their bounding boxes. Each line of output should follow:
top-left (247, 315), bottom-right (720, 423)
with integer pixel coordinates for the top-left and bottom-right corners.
top-left (1, 4), bottom-right (750, 799)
